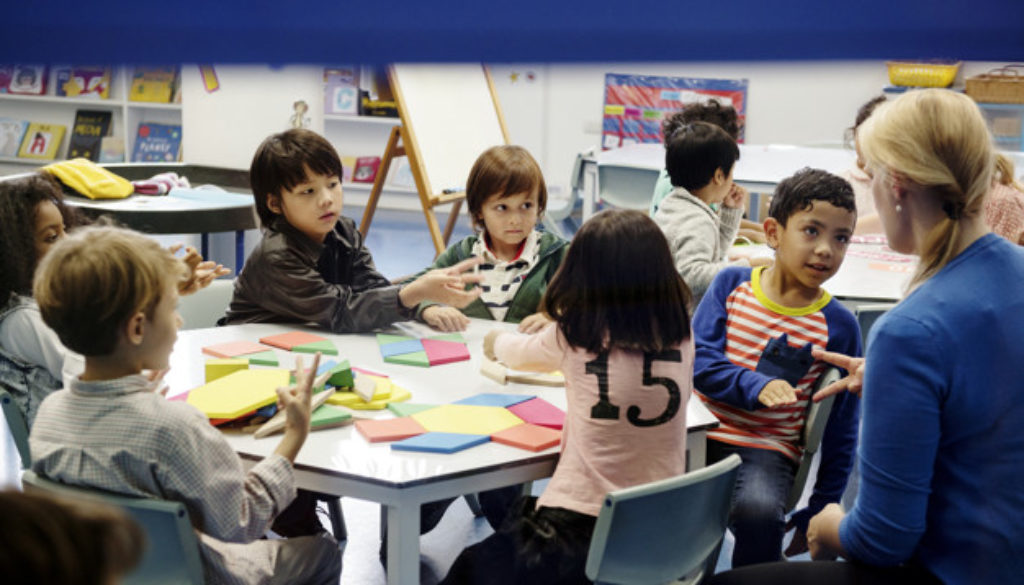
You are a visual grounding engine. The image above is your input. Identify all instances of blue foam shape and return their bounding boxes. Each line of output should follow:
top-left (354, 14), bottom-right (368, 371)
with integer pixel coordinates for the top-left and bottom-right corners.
top-left (256, 403), bottom-right (277, 418)
top-left (380, 339), bottom-right (425, 358)
top-left (316, 360), bottom-right (337, 376)
top-left (390, 432), bottom-right (490, 454)
top-left (454, 393), bottom-right (536, 408)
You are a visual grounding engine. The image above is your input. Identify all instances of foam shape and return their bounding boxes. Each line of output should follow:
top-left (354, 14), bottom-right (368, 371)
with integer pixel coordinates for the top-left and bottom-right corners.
top-left (202, 340), bottom-right (273, 358)
top-left (507, 397), bottom-right (565, 430)
top-left (293, 339), bottom-right (339, 356)
top-left (186, 369), bottom-right (290, 419)
top-left (244, 351), bottom-right (279, 367)
top-left (311, 404), bottom-right (353, 430)
top-left (255, 403), bottom-right (277, 418)
top-left (331, 385), bottom-right (411, 410)
top-left (507, 368), bottom-right (565, 387)
top-left (491, 424), bottom-right (562, 452)
top-left (327, 360), bottom-right (353, 388)
top-left (413, 404), bottom-right (523, 435)
top-left (355, 416), bottom-right (426, 442)
top-left (384, 350), bottom-right (431, 367)
top-left (352, 375), bottom-right (377, 402)
top-left (454, 393), bottom-right (535, 408)
top-left (429, 332), bottom-right (466, 343)
top-left (259, 331), bottom-right (327, 350)
top-left (387, 402), bottom-right (438, 417)
top-left (254, 388), bottom-right (336, 438)
top-left (205, 358), bottom-right (249, 383)
top-left (352, 366), bottom-right (389, 379)
top-left (391, 432), bottom-right (490, 454)
top-left (380, 338), bottom-right (425, 358)
top-left (422, 338), bottom-right (470, 366)
top-left (376, 333), bottom-right (415, 346)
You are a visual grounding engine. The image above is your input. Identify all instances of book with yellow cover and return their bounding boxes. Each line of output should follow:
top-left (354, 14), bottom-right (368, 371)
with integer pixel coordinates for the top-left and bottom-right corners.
top-left (18, 122), bottom-right (66, 160)
top-left (129, 65), bottom-right (178, 103)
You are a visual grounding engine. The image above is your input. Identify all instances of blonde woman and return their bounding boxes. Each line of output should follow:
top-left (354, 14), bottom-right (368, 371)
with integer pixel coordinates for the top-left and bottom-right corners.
top-left (710, 89), bottom-right (1024, 584)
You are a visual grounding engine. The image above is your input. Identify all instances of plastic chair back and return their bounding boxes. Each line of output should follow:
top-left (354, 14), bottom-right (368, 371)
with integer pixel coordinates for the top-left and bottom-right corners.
top-left (785, 367), bottom-right (839, 511)
top-left (0, 388), bottom-right (30, 469)
top-left (597, 163), bottom-right (659, 211)
top-left (585, 454), bottom-right (741, 585)
top-left (21, 470), bottom-right (204, 585)
top-left (177, 278), bottom-right (235, 330)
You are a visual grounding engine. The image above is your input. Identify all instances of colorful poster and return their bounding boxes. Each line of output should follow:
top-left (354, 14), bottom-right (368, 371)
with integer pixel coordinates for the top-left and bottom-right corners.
top-left (602, 73), bottom-right (748, 150)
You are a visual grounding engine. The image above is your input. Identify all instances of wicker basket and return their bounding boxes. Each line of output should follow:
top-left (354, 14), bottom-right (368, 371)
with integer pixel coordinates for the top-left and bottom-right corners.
top-left (966, 65), bottom-right (1024, 104)
top-left (886, 61), bottom-right (961, 88)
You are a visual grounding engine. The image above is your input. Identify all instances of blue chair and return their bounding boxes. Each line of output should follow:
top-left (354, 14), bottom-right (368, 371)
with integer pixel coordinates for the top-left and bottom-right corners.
top-left (585, 453), bottom-right (741, 585)
top-left (785, 367), bottom-right (839, 511)
top-left (21, 470), bottom-right (205, 585)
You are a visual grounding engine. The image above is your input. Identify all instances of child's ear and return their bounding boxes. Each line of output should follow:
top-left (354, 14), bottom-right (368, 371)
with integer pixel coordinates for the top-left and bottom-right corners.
top-left (763, 217), bottom-right (782, 250)
top-left (124, 312), bottom-right (147, 347)
top-left (266, 193), bottom-right (282, 215)
top-left (712, 167), bottom-right (726, 186)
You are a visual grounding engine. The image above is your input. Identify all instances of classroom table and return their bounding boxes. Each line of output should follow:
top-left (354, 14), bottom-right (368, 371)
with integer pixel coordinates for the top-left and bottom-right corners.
top-left (165, 319), bottom-right (719, 585)
top-left (731, 239), bottom-right (915, 303)
top-left (580, 143), bottom-right (857, 221)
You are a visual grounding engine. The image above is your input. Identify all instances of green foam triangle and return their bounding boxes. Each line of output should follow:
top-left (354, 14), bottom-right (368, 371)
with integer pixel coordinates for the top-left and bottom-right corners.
top-left (311, 404), bottom-right (353, 427)
top-left (244, 350), bottom-right (279, 366)
top-left (293, 339), bottom-right (338, 355)
top-left (429, 332), bottom-right (466, 343)
top-left (328, 359), bottom-right (353, 388)
top-left (384, 350), bottom-right (431, 367)
top-left (377, 333), bottom-right (415, 346)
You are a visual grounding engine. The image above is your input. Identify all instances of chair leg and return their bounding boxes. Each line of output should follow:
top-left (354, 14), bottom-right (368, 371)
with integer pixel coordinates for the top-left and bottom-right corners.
top-left (325, 497), bottom-right (347, 541)
top-left (464, 493), bottom-right (484, 518)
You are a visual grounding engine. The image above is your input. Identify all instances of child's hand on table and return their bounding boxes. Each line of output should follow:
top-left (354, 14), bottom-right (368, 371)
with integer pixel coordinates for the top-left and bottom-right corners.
top-left (517, 312), bottom-right (552, 334)
top-left (401, 257), bottom-right (485, 310)
top-left (423, 305), bottom-right (470, 332)
top-left (758, 379), bottom-right (798, 408)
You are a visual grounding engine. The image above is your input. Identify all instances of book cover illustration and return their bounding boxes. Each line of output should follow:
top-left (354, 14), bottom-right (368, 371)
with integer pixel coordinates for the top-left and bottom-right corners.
top-left (0, 66), bottom-right (14, 93)
top-left (130, 65), bottom-right (178, 103)
top-left (0, 118), bottom-right (29, 157)
top-left (55, 66), bottom-right (112, 99)
top-left (132, 123), bottom-right (182, 162)
top-left (67, 110), bottom-right (113, 161)
top-left (98, 136), bottom-right (125, 163)
top-left (8, 65), bottom-right (47, 95)
top-left (352, 156), bottom-right (381, 183)
top-left (18, 123), bottom-right (66, 160)
top-left (324, 66), bottom-right (359, 115)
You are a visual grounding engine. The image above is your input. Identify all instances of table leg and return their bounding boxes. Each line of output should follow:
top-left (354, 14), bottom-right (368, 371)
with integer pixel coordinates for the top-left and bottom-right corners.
top-left (386, 503), bottom-right (421, 585)
top-left (200, 232), bottom-right (210, 266)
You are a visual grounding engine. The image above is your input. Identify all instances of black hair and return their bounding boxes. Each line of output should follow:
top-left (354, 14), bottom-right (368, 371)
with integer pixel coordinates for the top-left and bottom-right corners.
top-left (249, 129), bottom-right (344, 228)
top-left (844, 95), bottom-right (887, 147)
top-left (664, 122), bottom-right (739, 192)
top-left (661, 100), bottom-right (740, 142)
top-left (768, 168), bottom-right (857, 226)
top-left (542, 209), bottom-right (691, 354)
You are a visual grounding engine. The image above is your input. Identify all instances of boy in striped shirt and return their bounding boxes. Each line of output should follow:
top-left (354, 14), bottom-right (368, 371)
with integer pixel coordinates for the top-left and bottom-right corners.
top-left (692, 168), bottom-right (861, 567)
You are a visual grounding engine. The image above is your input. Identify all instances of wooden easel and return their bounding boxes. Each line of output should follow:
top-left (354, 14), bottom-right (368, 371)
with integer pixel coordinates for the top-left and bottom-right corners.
top-left (358, 64), bottom-right (510, 256)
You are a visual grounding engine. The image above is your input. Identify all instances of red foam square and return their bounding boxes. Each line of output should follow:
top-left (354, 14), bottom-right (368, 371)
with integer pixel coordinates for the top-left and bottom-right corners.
top-left (491, 424), bottom-right (561, 452)
top-left (259, 331), bottom-right (328, 350)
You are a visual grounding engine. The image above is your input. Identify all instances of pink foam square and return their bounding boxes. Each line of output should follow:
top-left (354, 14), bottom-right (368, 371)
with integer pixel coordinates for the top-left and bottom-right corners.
top-left (507, 397), bottom-right (565, 430)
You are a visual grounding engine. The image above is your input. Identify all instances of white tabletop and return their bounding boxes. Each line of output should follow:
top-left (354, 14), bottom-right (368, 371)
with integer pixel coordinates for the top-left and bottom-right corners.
top-left (166, 319), bottom-right (717, 585)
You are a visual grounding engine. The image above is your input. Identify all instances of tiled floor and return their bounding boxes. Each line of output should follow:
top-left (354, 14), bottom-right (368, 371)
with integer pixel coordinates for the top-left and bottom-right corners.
top-left (0, 205), bottom-right (822, 584)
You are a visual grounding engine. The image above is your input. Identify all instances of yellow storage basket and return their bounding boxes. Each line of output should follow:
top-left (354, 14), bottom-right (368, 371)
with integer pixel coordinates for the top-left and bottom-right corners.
top-left (886, 61), bottom-right (961, 88)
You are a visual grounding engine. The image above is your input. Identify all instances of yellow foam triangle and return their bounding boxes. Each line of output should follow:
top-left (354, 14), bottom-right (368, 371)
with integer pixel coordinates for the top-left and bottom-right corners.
top-left (186, 369), bottom-right (290, 419)
top-left (326, 385), bottom-right (411, 410)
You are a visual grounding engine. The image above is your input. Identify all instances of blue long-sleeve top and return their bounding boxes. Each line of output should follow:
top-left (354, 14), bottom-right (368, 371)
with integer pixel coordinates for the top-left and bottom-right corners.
top-left (693, 266), bottom-right (861, 531)
top-left (840, 234), bottom-right (1024, 583)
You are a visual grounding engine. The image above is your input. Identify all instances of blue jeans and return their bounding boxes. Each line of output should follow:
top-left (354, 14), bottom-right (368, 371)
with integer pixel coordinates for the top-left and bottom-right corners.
top-left (707, 440), bottom-right (797, 568)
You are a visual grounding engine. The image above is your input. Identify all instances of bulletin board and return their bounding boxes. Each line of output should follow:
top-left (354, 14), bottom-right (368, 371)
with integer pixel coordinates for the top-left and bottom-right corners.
top-left (602, 73), bottom-right (749, 150)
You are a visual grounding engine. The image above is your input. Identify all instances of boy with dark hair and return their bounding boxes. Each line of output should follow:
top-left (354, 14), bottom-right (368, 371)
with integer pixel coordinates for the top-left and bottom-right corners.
top-left (29, 225), bottom-right (341, 584)
top-left (654, 121), bottom-right (769, 305)
top-left (224, 128), bottom-right (482, 332)
top-left (691, 167), bottom-right (862, 567)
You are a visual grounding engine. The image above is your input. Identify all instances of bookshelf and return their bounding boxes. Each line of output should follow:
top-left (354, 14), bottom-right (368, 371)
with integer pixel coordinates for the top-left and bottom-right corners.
top-left (0, 65), bottom-right (181, 173)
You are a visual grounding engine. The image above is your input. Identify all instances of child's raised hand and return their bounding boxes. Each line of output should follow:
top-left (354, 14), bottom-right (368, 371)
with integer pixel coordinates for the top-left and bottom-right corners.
top-left (175, 245), bottom-right (230, 295)
top-left (723, 184), bottom-right (749, 210)
top-left (277, 353), bottom-right (321, 434)
top-left (400, 256), bottom-right (485, 310)
top-left (758, 379), bottom-right (798, 407)
top-left (517, 312), bottom-right (552, 334)
top-left (422, 305), bottom-right (470, 332)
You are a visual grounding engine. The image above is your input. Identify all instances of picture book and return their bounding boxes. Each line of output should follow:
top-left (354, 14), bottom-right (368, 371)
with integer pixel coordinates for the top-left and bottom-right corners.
top-left (8, 65), bottom-right (47, 95)
top-left (98, 136), bottom-right (125, 163)
top-left (129, 65), bottom-right (178, 103)
top-left (67, 110), bottom-right (113, 161)
top-left (0, 66), bottom-right (14, 93)
top-left (0, 118), bottom-right (29, 157)
top-left (55, 66), bottom-right (112, 99)
top-left (352, 156), bottom-right (382, 183)
top-left (18, 123), bottom-right (66, 160)
top-left (324, 66), bottom-right (359, 115)
top-left (132, 122), bottom-right (182, 162)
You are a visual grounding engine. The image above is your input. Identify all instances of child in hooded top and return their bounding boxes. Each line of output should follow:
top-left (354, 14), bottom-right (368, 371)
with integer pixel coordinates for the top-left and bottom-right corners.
top-left (223, 128), bottom-right (483, 332)
top-left (409, 145), bottom-right (569, 333)
top-left (654, 121), bottom-right (772, 307)
top-left (441, 209), bottom-right (694, 585)
top-left (0, 173), bottom-right (225, 424)
top-left (29, 225), bottom-right (341, 585)
top-left (691, 168), bottom-right (861, 567)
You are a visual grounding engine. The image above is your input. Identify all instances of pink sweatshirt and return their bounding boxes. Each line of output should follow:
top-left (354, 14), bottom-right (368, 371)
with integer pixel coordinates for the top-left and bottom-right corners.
top-left (495, 324), bottom-right (693, 516)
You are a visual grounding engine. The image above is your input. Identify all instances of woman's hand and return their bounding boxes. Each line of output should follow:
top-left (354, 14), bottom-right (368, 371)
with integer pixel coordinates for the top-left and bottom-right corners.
top-left (811, 348), bottom-right (866, 401)
top-left (807, 503), bottom-right (846, 560)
